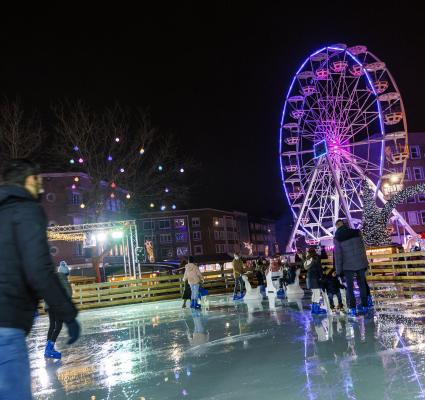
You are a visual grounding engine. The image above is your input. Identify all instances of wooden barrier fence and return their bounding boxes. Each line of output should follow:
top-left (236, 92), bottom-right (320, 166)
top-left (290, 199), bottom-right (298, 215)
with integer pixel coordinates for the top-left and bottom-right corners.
top-left (71, 269), bottom-right (237, 310)
top-left (67, 252), bottom-right (425, 310)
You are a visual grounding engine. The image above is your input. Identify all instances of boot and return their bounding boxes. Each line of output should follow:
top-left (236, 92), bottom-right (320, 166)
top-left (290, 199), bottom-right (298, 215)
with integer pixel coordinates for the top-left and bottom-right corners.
top-left (316, 303), bottom-right (326, 314)
top-left (276, 288), bottom-right (285, 299)
top-left (194, 301), bottom-right (201, 310)
top-left (190, 300), bottom-right (196, 309)
top-left (347, 307), bottom-right (357, 317)
top-left (44, 341), bottom-right (61, 359)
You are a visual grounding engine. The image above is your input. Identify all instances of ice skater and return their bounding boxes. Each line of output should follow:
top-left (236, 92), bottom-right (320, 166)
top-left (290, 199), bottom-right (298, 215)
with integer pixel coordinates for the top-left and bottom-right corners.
top-left (322, 266), bottom-right (346, 314)
top-left (44, 261), bottom-right (73, 359)
top-left (0, 159), bottom-right (79, 400)
top-left (183, 256), bottom-right (203, 309)
top-left (301, 248), bottom-right (326, 315)
top-left (232, 253), bottom-right (245, 300)
top-left (178, 259), bottom-right (191, 308)
top-left (334, 219), bottom-right (370, 316)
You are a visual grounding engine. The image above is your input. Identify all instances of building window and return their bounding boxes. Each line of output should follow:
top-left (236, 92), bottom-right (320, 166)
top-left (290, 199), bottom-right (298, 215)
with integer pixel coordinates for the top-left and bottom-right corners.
top-left (418, 194), bottom-right (425, 203)
top-left (250, 223), bottom-right (255, 230)
top-left (194, 245), bottom-right (203, 255)
top-left (405, 168), bottom-right (411, 181)
top-left (192, 217), bottom-right (200, 227)
top-left (410, 145), bottom-right (421, 159)
top-left (175, 232), bottom-right (188, 242)
top-left (193, 231), bottom-right (202, 241)
top-left (219, 231), bottom-right (226, 240)
top-left (174, 218), bottom-right (186, 229)
top-left (46, 192), bottom-right (56, 203)
top-left (160, 233), bottom-right (172, 243)
top-left (408, 211), bottom-right (419, 225)
top-left (214, 230), bottom-right (220, 240)
top-left (177, 247), bottom-right (189, 257)
top-left (215, 244), bottom-right (226, 254)
top-left (143, 221), bottom-right (153, 230)
top-left (159, 219), bottom-right (171, 229)
top-left (144, 235), bottom-right (153, 242)
top-left (414, 167), bottom-right (424, 180)
top-left (160, 248), bottom-right (174, 258)
top-left (421, 211), bottom-right (425, 225)
top-left (75, 243), bottom-right (83, 256)
top-left (72, 193), bottom-right (80, 205)
top-left (407, 195), bottom-right (416, 204)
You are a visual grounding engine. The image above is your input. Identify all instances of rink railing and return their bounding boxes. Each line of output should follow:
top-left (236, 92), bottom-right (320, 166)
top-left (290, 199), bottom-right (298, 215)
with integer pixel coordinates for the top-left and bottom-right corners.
top-left (71, 269), bottom-right (238, 310)
top-left (69, 252), bottom-right (425, 309)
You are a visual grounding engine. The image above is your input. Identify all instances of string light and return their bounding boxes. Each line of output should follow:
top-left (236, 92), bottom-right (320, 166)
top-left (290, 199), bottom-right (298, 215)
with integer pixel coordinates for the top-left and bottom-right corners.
top-left (150, 203), bottom-right (155, 208)
top-left (115, 137), bottom-right (120, 142)
top-left (165, 188), bottom-right (169, 193)
top-left (172, 204), bottom-right (176, 210)
top-left (107, 155), bottom-right (113, 161)
top-left (111, 182), bottom-right (116, 189)
top-left (161, 205), bottom-right (166, 211)
top-left (179, 168), bottom-right (184, 173)
top-left (71, 184), bottom-right (76, 190)
top-left (158, 165), bottom-right (163, 171)
top-left (73, 146), bottom-right (79, 151)
top-left (80, 203), bottom-right (85, 209)
top-left (74, 177), bottom-right (80, 182)
top-left (110, 193), bottom-right (115, 198)
top-left (139, 148), bottom-right (145, 155)
top-left (69, 159), bottom-right (75, 164)
top-left (47, 232), bottom-right (85, 242)
top-left (78, 158), bottom-right (84, 164)
top-left (120, 168), bottom-right (125, 173)
top-left (126, 193), bottom-right (131, 199)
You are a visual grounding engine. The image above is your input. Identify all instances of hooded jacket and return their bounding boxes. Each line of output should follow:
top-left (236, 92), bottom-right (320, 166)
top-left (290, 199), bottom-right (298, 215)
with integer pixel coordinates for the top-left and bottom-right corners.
top-left (0, 184), bottom-right (78, 334)
top-left (183, 263), bottom-right (203, 285)
top-left (334, 225), bottom-right (369, 275)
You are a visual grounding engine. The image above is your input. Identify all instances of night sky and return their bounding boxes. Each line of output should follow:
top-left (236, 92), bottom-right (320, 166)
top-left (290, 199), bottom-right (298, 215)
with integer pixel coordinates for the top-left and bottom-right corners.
top-left (1, 3), bottom-right (424, 221)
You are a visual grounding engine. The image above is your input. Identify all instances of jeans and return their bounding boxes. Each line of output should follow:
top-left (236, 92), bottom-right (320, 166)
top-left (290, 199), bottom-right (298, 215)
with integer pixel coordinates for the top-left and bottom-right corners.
top-left (327, 291), bottom-right (343, 308)
top-left (190, 284), bottom-right (200, 301)
top-left (233, 276), bottom-right (244, 296)
top-left (0, 328), bottom-right (32, 400)
top-left (344, 269), bottom-right (368, 308)
top-left (311, 288), bottom-right (321, 303)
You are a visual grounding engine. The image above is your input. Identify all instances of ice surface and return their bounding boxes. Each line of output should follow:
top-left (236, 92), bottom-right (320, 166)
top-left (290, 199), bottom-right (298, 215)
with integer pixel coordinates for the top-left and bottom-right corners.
top-left (28, 293), bottom-right (425, 400)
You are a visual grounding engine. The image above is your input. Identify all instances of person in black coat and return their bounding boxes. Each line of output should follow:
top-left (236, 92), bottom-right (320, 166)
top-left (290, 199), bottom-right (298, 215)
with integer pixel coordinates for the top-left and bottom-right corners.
top-left (0, 159), bottom-right (80, 400)
top-left (300, 248), bottom-right (326, 314)
top-left (322, 267), bottom-right (345, 311)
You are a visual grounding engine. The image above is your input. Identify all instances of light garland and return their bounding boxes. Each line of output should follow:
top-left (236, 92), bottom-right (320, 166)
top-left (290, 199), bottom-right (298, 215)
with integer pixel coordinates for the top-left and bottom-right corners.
top-left (48, 232), bottom-right (85, 242)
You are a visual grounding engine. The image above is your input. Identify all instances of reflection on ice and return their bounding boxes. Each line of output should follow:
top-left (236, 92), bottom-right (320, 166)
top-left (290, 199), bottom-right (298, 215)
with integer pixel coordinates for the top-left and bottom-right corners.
top-left (28, 293), bottom-right (425, 399)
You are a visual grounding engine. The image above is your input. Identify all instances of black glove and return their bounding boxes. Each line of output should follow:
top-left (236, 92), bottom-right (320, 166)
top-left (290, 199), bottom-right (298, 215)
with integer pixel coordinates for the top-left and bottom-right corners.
top-left (66, 319), bottom-right (81, 344)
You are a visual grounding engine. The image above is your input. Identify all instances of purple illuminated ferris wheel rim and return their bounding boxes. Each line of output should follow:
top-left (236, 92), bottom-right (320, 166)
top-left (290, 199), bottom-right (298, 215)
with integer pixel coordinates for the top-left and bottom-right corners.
top-left (280, 44), bottom-right (408, 247)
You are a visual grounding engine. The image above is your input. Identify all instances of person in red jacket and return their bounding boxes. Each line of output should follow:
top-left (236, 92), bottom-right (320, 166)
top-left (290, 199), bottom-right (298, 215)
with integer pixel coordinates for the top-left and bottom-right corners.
top-left (0, 159), bottom-right (80, 400)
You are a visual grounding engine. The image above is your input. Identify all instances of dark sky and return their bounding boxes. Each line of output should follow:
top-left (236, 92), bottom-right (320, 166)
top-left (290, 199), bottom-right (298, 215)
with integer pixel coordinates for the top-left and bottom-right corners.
top-left (1, 3), bottom-right (424, 220)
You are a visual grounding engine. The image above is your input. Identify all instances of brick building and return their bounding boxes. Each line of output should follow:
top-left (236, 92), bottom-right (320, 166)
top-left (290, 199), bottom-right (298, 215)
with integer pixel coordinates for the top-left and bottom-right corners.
top-left (395, 132), bottom-right (425, 234)
top-left (41, 172), bottom-right (125, 267)
top-left (139, 208), bottom-right (278, 262)
top-left (248, 217), bottom-right (278, 256)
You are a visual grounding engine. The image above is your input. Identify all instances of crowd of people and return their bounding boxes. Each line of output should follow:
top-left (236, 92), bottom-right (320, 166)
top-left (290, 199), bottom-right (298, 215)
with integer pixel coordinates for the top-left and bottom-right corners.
top-left (0, 158), bottom-right (374, 399)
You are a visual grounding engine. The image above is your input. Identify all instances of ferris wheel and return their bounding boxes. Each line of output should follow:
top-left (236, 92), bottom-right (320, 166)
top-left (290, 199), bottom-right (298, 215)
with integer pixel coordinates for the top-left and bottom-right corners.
top-left (280, 44), bottom-right (412, 250)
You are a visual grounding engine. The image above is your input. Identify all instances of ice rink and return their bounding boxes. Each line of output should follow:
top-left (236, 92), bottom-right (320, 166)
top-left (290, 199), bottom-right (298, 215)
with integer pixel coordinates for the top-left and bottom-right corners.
top-left (29, 292), bottom-right (425, 399)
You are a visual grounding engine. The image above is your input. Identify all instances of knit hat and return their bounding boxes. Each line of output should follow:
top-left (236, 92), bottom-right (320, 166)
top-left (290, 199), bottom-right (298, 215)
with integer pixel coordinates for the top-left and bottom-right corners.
top-left (58, 261), bottom-right (69, 275)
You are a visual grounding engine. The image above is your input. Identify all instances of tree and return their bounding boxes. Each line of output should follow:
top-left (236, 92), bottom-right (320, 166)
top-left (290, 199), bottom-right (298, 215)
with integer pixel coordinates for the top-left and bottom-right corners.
top-left (53, 101), bottom-right (190, 220)
top-left (0, 98), bottom-right (45, 160)
top-left (52, 101), bottom-right (192, 281)
top-left (361, 181), bottom-right (425, 247)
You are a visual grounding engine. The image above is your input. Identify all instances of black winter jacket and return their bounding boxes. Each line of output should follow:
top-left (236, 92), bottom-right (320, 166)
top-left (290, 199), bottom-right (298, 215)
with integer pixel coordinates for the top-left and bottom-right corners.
top-left (0, 185), bottom-right (77, 334)
top-left (305, 256), bottom-right (322, 289)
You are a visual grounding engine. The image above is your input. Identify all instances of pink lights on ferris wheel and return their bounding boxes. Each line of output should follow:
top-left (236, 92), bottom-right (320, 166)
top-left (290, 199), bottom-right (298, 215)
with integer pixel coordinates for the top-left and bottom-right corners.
top-left (280, 43), bottom-right (408, 249)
